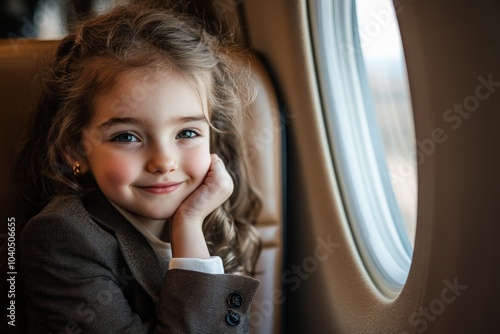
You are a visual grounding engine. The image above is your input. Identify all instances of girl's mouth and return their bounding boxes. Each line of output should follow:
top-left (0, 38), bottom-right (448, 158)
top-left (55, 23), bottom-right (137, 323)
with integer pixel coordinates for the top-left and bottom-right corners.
top-left (138, 182), bottom-right (183, 194)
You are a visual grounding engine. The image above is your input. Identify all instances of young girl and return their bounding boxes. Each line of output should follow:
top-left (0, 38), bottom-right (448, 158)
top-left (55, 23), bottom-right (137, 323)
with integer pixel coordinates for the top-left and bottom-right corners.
top-left (17, 3), bottom-right (262, 333)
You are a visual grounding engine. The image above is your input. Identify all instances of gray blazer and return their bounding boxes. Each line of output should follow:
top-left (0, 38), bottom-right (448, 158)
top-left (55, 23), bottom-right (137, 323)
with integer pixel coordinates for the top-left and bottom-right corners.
top-left (20, 190), bottom-right (259, 333)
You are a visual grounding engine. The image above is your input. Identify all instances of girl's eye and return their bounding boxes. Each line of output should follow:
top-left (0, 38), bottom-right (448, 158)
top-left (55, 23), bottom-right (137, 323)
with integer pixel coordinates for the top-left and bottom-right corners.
top-left (176, 129), bottom-right (199, 139)
top-left (112, 132), bottom-right (139, 143)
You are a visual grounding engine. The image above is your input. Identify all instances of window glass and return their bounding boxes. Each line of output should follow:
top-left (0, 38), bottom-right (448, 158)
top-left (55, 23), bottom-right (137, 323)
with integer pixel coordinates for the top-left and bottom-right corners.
top-left (309, 0), bottom-right (417, 295)
top-left (355, 0), bottom-right (417, 246)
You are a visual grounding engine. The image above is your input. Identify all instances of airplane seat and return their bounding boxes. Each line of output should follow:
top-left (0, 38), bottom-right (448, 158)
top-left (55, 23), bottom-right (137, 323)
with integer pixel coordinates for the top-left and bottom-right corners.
top-left (0, 38), bottom-right (283, 334)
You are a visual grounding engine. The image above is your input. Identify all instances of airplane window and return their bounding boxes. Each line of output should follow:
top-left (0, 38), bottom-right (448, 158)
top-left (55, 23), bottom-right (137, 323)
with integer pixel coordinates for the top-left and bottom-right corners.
top-left (309, 0), bottom-right (416, 296)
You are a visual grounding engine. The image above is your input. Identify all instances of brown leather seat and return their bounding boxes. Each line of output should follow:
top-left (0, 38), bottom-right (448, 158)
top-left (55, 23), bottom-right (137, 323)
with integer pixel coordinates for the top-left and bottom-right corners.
top-left (0, 39), bottom-right (283, 334)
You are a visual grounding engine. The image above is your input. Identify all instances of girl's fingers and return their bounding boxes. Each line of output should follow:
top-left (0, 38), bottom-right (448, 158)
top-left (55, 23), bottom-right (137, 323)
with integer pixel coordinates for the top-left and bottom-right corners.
top-left (209, 154), bottom-right (233, 193)
top-left (174, 154), bottom-right (234, 222)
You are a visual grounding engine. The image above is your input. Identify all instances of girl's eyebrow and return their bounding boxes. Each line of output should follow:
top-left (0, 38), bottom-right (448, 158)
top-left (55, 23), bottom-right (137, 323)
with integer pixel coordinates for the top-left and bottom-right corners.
top-left (97, 115), bottom-right (208, 129)
top-left (98, 117), bottom-right (142, 129)
top-left (171, 115), bottom-right (209, 125)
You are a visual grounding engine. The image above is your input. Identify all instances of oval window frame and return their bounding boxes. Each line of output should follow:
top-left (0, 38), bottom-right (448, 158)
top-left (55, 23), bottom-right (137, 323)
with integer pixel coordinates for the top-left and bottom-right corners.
top-left (309, 0), bottom-right (415, 297)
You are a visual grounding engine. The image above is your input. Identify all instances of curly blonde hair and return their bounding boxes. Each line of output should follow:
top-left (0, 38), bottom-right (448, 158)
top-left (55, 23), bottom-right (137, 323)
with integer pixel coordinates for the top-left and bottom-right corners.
top-left (16, 4), bottom-right (261, 275)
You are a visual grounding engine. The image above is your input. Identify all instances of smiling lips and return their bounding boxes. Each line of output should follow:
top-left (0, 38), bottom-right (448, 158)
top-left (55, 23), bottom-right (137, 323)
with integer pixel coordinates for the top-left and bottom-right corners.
top-left (138, 182), bottom-right (183, 194)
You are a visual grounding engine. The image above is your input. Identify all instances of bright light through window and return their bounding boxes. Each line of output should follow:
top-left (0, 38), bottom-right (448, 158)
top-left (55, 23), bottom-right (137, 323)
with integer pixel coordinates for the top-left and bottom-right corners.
top-left (355, 0), bottom-right (417, 246)
top-left (309, 0), bottom-right (417, 296)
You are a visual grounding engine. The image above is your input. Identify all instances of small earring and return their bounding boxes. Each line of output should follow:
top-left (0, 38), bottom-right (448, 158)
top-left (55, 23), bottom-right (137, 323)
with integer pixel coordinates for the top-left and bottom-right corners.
top-left (72, 162), bottom-right (81, 176)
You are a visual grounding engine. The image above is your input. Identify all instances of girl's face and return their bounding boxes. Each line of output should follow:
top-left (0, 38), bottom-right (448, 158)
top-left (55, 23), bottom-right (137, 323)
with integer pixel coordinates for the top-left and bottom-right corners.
top-left (80, 69), bottom-right (211, 224)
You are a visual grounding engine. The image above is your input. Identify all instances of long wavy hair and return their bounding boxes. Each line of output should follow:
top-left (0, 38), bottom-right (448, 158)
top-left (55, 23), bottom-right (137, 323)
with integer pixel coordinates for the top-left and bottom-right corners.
top-left (16, 4), bottom-right (262, 275)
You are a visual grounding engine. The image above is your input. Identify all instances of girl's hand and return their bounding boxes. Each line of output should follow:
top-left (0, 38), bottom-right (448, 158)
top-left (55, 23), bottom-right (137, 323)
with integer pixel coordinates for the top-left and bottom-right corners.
top-left (170, 154), bottom-right (234, 259)
top-left (174, 154), bottom-right (234, 224)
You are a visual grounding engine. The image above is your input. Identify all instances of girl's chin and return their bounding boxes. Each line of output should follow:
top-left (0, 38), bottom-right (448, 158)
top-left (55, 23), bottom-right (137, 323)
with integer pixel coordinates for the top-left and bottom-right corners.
top-left (128, 210), bottom-right (173, 223)
top-left (142, 213), bottom-right (173, 221)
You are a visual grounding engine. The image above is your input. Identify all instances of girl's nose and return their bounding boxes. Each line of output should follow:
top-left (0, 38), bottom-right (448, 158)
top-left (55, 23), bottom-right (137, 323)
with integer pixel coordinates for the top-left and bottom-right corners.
top-left (146, 145), bottom-right (178, 174)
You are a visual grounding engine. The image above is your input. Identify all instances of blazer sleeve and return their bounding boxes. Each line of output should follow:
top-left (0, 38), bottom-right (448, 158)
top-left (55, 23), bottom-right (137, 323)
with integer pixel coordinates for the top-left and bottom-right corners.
top-left (20, 215), bottom-right (259, 334)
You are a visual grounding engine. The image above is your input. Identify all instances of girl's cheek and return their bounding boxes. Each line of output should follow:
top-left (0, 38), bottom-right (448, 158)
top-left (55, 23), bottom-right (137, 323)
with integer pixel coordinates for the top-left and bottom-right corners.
top-left (189, 149), bottom-right (212, 183)
top-left (103, 166), bottom-right (131, 185)
top-left (88, 155), bottom-right (133, 186)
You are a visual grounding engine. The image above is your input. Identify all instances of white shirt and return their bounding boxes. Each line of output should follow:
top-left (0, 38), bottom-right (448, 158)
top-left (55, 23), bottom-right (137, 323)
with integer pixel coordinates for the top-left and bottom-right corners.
top-left (109, 202), bottom-right (224, 276)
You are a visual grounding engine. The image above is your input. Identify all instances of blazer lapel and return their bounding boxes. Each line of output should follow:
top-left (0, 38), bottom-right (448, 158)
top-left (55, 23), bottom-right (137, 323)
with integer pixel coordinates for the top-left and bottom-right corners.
top-left (83, 190), bottom-right (163, 303)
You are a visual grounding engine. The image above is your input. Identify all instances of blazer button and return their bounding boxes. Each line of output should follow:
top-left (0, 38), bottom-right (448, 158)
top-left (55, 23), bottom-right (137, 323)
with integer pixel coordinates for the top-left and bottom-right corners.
top-left (227, 291), bottom-right (243, 308)
top-left (226, 309), bottom-right (241, 326)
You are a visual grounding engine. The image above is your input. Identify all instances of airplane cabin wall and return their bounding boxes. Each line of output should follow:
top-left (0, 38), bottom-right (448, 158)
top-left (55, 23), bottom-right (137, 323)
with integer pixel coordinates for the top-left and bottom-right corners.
top-left (243, 0), bottom-right (500, 333)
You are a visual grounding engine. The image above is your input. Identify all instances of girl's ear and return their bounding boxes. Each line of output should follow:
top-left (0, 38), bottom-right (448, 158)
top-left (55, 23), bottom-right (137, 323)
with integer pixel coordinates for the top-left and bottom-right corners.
top-left (63, 148), bottom-right (90, 175)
